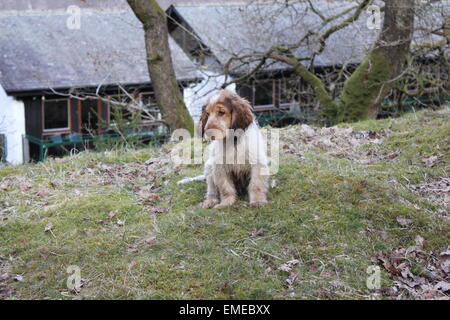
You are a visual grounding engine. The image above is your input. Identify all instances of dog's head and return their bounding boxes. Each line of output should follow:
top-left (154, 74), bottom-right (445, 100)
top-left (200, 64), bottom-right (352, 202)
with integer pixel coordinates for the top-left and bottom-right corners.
top-left (198, 89), bottom-right (254, 140)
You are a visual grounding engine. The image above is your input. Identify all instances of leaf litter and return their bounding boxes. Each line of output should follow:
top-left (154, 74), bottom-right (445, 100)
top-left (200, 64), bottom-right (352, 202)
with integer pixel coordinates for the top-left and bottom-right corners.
top-left (280, 124), bottom-right (394, 164)
top-left (371, 236), bottom-right (449, 300)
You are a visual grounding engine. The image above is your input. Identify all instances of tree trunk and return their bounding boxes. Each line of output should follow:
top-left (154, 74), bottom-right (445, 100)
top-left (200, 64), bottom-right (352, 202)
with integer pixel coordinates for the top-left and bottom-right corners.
top-left (338, 0), bottom-right (415, 122)
top-left (127, 0), bottom-right (194, 134)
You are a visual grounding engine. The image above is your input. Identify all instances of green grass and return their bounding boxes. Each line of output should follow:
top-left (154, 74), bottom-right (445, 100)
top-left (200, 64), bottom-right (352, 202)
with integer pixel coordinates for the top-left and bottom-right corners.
top-left (0, 108), bottom-right (449, 300)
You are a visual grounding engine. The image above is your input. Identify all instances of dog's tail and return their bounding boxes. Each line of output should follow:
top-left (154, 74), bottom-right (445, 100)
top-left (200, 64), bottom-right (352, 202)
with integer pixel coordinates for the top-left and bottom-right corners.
top-left (177, 175), bottom-right (206, 185)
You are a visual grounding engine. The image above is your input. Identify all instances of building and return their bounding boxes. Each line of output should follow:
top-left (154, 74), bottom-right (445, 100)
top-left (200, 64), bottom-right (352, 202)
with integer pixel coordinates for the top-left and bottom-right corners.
top-left (0, 2), bottom-right (200, 163)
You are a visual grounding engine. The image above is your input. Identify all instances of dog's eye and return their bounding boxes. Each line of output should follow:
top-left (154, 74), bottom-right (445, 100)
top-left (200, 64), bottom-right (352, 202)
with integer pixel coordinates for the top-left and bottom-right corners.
top-left (218, 111), bottom-right (225, 116)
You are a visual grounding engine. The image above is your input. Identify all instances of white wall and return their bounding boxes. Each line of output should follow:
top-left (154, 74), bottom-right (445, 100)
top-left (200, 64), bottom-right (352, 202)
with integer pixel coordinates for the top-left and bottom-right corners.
top-left (0, 85), bottom-right (26, 165)
top-left (183, 71), bottom-right (235, 123)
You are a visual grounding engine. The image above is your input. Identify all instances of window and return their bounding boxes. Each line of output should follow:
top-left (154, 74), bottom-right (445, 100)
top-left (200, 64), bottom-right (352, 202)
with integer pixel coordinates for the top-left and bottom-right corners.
top-left (278, 78), bottom-right (300, 106)
top-left (239, 78), bottom-right (300, 109)
top-left (253, 80), bottom-right (274, 106)
top-left (43, 98), bottom-right (71, 132)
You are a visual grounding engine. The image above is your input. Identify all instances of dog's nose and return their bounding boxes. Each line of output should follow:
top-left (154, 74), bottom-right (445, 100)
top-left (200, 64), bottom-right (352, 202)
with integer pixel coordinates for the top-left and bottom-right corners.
top-left (204, 128), bottom-right (223, 140)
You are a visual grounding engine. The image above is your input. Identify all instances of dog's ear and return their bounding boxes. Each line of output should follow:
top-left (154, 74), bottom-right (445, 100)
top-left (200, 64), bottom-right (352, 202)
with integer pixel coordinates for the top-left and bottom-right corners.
top-left (197, 104), bottom-right (209, 137)
top-left (231, 95), bottom-right (253, 130)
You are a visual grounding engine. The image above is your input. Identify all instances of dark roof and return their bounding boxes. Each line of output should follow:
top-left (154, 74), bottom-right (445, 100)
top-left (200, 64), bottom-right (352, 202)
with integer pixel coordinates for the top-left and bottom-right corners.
top-left (0, 0), bottom-right (248, 11)
top-left (0, 0), bottom-right (128, 11)
top-left (0, 7), bottom-right (200, 93)
top-left (169, 1), bottom-right (448, 72)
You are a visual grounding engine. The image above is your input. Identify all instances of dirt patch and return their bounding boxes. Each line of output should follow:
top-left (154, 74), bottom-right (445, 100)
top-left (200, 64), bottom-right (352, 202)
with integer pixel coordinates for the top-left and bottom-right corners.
top-left (280, 124), bottom-right (396, 164)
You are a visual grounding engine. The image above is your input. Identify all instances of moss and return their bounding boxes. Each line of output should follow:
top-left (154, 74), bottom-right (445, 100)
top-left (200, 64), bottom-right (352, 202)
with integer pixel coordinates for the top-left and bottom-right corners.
top-left (339, 51), bottom-right (393, 123)
top-left (149, 0), bottom-right (166, 20)
top-left (171, 88), bottom-right (194, 135)
top-left (292, 61), bottom-right (337, 117)
top-left (0, 166), bottom-right (23, 177)
top-left (148, 54), bottom-right (162, 65)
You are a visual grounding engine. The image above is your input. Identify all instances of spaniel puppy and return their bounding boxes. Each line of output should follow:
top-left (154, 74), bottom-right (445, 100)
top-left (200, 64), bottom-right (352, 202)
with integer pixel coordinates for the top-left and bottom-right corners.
top-left (199, 89), bottom-right (269, 208)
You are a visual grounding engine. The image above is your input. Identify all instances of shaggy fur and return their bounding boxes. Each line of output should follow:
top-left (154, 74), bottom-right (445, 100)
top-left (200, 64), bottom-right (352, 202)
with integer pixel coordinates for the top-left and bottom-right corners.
top-left (199, 89), bottom-right (269, 208)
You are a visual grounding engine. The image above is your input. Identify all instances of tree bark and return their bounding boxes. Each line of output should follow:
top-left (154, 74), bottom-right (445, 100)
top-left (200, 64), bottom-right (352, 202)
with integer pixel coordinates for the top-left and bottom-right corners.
top-left (338, 0), bottom-right (415, 122)
top-left (127, 0), bottom-right (194, 134)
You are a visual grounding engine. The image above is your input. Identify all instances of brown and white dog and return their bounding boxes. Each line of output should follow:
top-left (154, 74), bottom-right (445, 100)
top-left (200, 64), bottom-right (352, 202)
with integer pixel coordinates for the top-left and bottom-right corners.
top-left (199, 89), bottom-right (269, 208)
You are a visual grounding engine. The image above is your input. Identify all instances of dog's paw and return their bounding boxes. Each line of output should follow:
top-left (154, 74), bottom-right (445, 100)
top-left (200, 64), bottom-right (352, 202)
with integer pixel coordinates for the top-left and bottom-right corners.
top-left (250, 200), bottom-right (267, 208)
top-left (213, 197), bottom-right (235, 208)
top-left (201, 198), bottom-right (219, 209)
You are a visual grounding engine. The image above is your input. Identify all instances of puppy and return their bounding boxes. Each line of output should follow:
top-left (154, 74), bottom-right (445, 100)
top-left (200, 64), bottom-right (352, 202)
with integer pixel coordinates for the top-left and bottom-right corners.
top-left (199, 89), bottom-right (269, 208)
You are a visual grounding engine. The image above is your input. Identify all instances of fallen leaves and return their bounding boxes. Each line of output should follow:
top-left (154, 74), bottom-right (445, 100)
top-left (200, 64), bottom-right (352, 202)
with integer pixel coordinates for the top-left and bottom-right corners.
top-left (83, 230), bottom-right (93, 237)
top-left (396, 216), bottom-right (414, 227)
top-left (107, 211), bottom-right (116, 220)
top-left (36, 188), bottom-right (50, 198)
top-left (139, 192), bottom-right (159, 205)
top-left (372, 236), bottom-right (450, 299)
top-left (19, 182), bottom-right (32, 192)
top-left (278, 259), bottom-right (300, 272)
top-left (127, 245), bottom-right (139, 254)
top-left (0, 181), bottom-right (10, 191)
top-left (145, 236), bottom-right (157, 245)
top-left (286, 272), bottom-right (298, 287)
top-left (0, 271), bottom-right (14, 298)
top-left (421, 155), bottom-right (439, 168)
top-left (44, 223), bottom-right (53, 232)
top-left (149, 207), bottom-right (167, 215)
top-left (49, 179), bottom-right (61, 188)
top-left (44, 223), bottom-right (57, 239)
top-left (250, 228), bottom-right (265, 237)
top-left (278, 259), bottom-right (301, 289)
top-left (0, 273), bottom-right (9, 282)
top-left (280, 124), bottom-right (393, 164)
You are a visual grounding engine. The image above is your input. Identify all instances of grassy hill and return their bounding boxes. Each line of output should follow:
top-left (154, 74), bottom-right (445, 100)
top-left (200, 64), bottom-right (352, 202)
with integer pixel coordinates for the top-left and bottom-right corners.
top-left (0, 107), bottom-right (449, 300)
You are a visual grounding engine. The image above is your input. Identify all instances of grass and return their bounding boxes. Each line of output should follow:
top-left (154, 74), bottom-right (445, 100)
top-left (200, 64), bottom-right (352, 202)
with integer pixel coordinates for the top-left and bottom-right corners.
top-left (0, 108), bottom-right (449, 300)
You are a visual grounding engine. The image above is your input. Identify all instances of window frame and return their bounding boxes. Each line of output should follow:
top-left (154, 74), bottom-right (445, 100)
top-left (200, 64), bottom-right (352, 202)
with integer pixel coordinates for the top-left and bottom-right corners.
top-left (250, 78), bottom-right (298, 111)
top-left (252, 79), bottom-right (275, 108)
top-left (41, 98), bottom-right (72, 135)
top-left (78, 98), bottom-right (102, 134)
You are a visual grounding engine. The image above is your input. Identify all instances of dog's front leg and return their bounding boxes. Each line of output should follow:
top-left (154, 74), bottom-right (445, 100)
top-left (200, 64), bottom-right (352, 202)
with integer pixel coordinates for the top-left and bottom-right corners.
top-left (213, 168), bottom-right (237, 208)
top-left (202, 173), bottom-right (220, 208)
top-left (249, 165), bottom-right (268, 208)
top-left (201, 163), bottom-right (219, 208)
